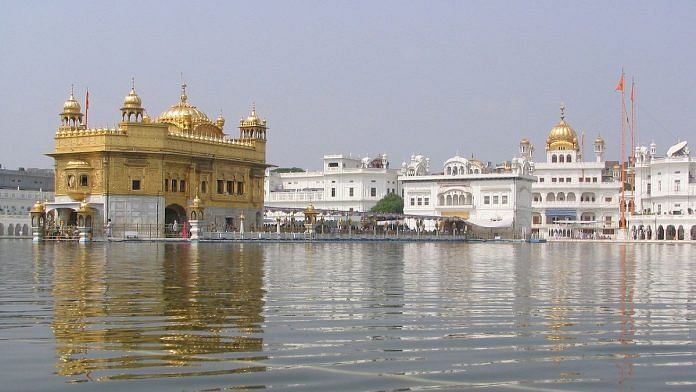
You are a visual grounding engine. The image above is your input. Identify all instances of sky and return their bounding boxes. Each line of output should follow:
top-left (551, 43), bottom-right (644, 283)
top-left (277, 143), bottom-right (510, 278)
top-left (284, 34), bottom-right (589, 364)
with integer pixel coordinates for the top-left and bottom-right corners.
top-left (2, 0), bottom-right (696, 171)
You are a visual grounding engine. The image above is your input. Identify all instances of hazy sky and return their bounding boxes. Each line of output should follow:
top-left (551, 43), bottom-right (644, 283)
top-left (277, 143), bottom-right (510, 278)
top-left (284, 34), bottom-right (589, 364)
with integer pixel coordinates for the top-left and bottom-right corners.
top-left (2, 1), bottom-right (695, 171)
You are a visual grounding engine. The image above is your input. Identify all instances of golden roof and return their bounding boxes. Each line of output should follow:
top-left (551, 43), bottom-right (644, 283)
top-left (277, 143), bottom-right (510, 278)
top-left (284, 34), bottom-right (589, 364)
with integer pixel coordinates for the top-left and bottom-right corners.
top-left (239, 104), bottom-right (266, 127)
top-left (546, 103), bottom-right (579, 151)
top-left (30, 201), bottom-right (45, 213)
top-left (122, 81), bottom-right (143, 109)
top-left (520, 138), bottom-right (531, 145)
top-left (62, 87), bottom-right (81, 114)
top-left (157, 84), bottom-right (212, 129)
top-left (594, 135), bottom-right (605, 144)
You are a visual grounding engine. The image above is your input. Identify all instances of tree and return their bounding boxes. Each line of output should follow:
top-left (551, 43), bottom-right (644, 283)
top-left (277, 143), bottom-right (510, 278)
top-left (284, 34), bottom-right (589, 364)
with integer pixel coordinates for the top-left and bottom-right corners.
top-left (370, 193), bottom-right (404, 213)
top-left (271, 167), bottom-right (305, 173)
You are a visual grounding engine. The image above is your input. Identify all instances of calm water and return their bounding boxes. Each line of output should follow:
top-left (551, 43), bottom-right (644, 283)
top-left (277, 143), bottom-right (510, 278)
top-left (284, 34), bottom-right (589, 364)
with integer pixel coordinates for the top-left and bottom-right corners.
top-left (0, 241), bottom-right (695, 391)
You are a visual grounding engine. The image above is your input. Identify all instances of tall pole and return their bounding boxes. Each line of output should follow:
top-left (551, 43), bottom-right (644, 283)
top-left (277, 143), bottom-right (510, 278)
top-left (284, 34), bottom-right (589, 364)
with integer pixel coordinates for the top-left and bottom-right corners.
top-left (629, 78), bottom-right (636, 213)
top-left (616, 70), bottom-right (627, 231)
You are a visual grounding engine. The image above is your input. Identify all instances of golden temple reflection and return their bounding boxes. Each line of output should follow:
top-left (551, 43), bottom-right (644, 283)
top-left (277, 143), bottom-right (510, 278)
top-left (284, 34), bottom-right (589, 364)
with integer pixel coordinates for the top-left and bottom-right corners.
top-left (51, 244), bottom-right (266, 380)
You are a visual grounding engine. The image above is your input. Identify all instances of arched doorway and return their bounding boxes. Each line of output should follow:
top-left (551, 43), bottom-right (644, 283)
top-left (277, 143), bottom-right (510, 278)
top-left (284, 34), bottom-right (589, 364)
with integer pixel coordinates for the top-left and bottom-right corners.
top-left (22, 224), bottom-right (29, 236)
top-left (677, 225), bottom-right (685, 240)
top-left (7, 224), bottom-right (13, 236)
top-left (666, 225), bottom-right (676, 240)
top-left (165, 204), bottom-right (186, 225)
top-left (0, 223), bottom-right (4, 236)
top-left (657, 225), bottom-right (664, 240)
top-left (691, 225), bottom-right (696, 240)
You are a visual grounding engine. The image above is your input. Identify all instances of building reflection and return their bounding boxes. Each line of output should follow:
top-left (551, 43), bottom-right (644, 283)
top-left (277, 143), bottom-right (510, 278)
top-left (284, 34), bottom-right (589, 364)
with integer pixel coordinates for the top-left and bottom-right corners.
top-left (51, 243), bottom-right (266, 380)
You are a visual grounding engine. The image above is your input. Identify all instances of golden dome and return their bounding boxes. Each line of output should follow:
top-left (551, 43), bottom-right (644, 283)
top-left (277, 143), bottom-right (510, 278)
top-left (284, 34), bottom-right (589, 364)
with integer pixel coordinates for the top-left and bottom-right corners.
top-left (216, 112), bottom-right (225, 128)
top-left (520, 138), bottom-right (530, 145)
top-left (239, 103), bottom-right (266, 127)
top-left (594, 135), bottom-right (605, 144)
top-left (546, 104), bottom-right (579, 151)
top-left (157, 84), bottom-right (212, 129)
top-left (62, 88), bottom-right (81, 114)
top-left (30, 201), bottom-right (45, 213)
top-left (123, 87), bottom-right (142, 108)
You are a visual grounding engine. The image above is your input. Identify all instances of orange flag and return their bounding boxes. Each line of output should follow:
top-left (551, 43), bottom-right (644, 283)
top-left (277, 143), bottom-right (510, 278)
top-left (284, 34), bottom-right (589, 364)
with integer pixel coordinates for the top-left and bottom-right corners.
top-left (630, 79), bottom-right (635, 101)
top-left (615, 72), bottom-right (625, 92)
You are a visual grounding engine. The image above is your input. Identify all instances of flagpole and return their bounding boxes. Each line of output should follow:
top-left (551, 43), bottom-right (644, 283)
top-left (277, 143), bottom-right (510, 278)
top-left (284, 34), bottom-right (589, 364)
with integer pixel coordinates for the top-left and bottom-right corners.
top-left (617, 70), bottom-right (627, 232)
top-left (85, 88), bottom-right (90, 129)
top-left (630, 78), bottom-right (636, 213)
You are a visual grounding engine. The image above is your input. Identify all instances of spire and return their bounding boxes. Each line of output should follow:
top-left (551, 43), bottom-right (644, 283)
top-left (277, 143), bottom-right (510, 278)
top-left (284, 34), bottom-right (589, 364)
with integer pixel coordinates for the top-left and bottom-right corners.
top-left (560, 102), bottom-right (565, 121)
top-left (251, 102), bottom-right (256, 117)
top-left (180, 83), bottom-right (188, 103)
top-left (69, 84), bottom-right (75, 100)
top-left (131, 76), bottom-right (135, 92)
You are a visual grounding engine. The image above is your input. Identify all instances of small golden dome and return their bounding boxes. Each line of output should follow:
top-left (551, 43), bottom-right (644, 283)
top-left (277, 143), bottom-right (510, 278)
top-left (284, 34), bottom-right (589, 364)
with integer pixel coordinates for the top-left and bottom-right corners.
top-left (191, 194), bottom-right (203, 208)
top-left (123, 87), bottom-right (142, 108)
top-left (239, 103), bottom-right (266, 127)
top-left (546, 103), bottom-right (579, 151)
top-left (594, 135), bottom-right (605, 144)
top-left (30, 201), bottom-right (45, 213)
top-left (157, 84), bottom-right (213, 130)
top-left (520, 138), bottom-right (530, 145)
top-left (62, 89), bottom-right (81, 114)
top-left (216, 112), bottom-right (225, 128)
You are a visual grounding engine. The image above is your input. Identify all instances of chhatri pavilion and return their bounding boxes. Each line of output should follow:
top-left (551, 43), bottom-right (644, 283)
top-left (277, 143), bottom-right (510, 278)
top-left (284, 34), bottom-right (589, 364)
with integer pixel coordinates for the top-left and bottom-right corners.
top-left (44, 82), bottom-right (269, 238)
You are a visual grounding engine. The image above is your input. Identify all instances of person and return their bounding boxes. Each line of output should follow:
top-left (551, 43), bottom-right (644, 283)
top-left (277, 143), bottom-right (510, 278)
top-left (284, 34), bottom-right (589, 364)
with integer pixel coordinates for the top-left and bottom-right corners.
top-left (172, 220), bottom-right (178, 233)
top-left (105, 219), bottom-right (112, 238)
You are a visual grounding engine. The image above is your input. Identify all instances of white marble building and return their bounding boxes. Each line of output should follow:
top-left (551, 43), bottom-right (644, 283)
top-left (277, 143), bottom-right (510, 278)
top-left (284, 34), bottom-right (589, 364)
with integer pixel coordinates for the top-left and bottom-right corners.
top-left (629, 140), bottom-right (696, 240)
top-left (265, 154), bottom-right (400, 212)
top-left (0, 166), bottom-right (54, 237)
top-left (400, 154), bottom-right (535, 238)
top-left (524, 105), bottom-right (624, 239)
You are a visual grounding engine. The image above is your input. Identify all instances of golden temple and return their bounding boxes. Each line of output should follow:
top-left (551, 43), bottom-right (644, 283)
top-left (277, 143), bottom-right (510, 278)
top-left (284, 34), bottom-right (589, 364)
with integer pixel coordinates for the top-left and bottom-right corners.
top-left (45, 82), bottom-right (269, 237)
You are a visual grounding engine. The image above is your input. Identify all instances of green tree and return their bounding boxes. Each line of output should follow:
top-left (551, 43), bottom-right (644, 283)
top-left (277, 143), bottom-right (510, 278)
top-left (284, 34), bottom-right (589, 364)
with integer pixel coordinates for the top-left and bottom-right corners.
top-left (271, 167), bottom-right (305, 173)
top-left (370, 193), bottom-right (404, 213)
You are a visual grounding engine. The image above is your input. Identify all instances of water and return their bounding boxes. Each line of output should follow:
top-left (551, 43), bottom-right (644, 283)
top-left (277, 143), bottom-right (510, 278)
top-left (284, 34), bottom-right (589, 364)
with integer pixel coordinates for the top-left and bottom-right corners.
top-left (0, 241), bottom-right (695, 391)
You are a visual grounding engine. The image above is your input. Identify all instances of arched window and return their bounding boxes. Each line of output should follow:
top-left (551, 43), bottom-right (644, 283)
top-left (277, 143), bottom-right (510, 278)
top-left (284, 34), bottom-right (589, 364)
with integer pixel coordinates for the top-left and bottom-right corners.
top-left (447, 167), bottom-right (452, 175)
top-left (566, 154), bottom-right (572, 163)
top-left (559, 155), bottom-right (565, 163)
top-left (552, 155), bottom-right (557, 163)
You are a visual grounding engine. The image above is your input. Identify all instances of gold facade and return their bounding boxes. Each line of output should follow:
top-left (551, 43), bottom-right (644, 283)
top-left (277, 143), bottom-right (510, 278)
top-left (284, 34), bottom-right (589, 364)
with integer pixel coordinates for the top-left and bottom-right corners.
top-left (47, 83), bottom-right (269, 228)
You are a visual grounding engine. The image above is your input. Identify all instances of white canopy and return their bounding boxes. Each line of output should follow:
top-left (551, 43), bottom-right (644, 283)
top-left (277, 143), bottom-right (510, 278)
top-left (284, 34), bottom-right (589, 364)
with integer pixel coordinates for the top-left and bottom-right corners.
top-left (467, 216), bottom-right (513, 228)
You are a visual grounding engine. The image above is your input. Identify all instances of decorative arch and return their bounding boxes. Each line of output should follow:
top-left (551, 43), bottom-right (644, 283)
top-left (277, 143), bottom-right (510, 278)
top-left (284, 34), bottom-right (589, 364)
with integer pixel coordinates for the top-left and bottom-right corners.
top-left (566, 192), bottom-right (576, 202)
top-left (691, 225), bottom-right (696, 240)
top-left (657, 225), bottom-right (665, 240)
top-left (22, 224), bottom-right (29, 236)
top-left (7, 224), bottom-right (14, 236)
top-left (546, 192), bottom-right (556, 202)
top-left (677, 225), bottom-right (685, 240)
top-left (165, 204), bottom-right (187, 225)
top-left (559, 155), bottom-right (565, 163)
top-left (557, 192), bottom-right (565, 201)
top-left (666, 225), bottom-right (676, 240)
top-left (566, 154), bottom-right (572, 163)
top-left (552, 155), bottom-right (557, 163)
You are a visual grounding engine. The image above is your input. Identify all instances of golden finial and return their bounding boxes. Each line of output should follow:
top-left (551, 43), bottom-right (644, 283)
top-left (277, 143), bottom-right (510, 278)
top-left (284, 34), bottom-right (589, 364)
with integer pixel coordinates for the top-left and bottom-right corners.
top-left (251, 102), bottom-right (256, 116)
top-left (131, 76), bottom-right (135, 91)
top-left (70, 84), bottom-right (75, 99)
top-left (180, 83), bottom-right (188, 103)
top-left (560, 102), bottom-right (566, 120)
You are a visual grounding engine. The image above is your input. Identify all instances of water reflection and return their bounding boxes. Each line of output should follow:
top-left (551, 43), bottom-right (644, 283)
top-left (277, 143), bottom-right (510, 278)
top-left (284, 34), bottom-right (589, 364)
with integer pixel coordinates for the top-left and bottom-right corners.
top-left (1, 241), bottom-right (693, 390)
top-left (51, 243), bottom-right (266, 381)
